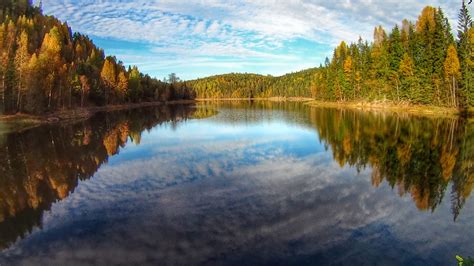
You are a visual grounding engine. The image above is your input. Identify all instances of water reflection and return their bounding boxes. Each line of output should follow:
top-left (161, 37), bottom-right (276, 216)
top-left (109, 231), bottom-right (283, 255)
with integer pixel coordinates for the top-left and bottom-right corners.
top-left (202, 101), bottom-right (474, 219)
top-left (0, 104), bottom-right (197, 250)
top-left (0, 101), bottom-right (473, 265)
top-left (306, 108), bottom-right (474, 220)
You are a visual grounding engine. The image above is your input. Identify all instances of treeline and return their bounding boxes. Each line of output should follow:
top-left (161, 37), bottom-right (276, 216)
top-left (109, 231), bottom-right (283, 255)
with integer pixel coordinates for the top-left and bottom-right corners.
top-left (0, 1), bottom-right (195, 115)
top-left (1, 1), bottom-right (472, 114)
top-left (315, 3), bottom-right (473, 108)
top-left (189, 3), bottom-right (474, 109)
top-left (188, 69), bottom-right (317, 98)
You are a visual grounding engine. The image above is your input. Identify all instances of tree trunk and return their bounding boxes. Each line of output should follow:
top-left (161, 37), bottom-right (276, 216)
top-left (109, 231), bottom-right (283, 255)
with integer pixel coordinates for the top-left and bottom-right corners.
top-left (81, 87), bottom-right (84, 107)
top-left (16, 72), bottom-right (22, 113)
top-left (48, 89), bottom-right (52, 109)
top-left (396, 79), bottom-right (400, 102)
top-left (0, 75), bottom-right (4, 114)
top-left (16, 90), bottom-right (21, 112)
top-left (452, 76), bottom-right (457, 108)
top-left (59, 80), bottom-right (62, 109)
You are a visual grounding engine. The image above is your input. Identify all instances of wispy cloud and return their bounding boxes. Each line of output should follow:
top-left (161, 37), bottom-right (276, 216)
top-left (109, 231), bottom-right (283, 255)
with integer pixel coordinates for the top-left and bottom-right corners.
top-left (39, 0), bottom-right (467, 79)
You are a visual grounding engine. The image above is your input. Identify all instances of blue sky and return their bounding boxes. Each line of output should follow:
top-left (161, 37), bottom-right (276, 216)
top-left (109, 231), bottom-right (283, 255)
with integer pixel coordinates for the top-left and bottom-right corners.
top-left (39, 0), bottom-right (466, 81)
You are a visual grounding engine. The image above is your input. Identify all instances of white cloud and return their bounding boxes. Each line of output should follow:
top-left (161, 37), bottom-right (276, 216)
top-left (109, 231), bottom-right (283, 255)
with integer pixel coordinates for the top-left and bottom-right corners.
top-left (38, 0), bottom-right (470, 79)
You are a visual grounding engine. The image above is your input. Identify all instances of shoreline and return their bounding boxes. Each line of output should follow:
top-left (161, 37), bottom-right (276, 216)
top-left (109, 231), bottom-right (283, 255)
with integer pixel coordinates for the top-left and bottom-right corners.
top-left (0, 98), bottom-right (469, 134)
top-left (0, 100), bottom-right (195, 134)
top-left (196, 97), bottom-right (314, 102)
top-left (305, 100), bottom-right (461, 118)
top-left (197, 98), bottom-right (466, 118)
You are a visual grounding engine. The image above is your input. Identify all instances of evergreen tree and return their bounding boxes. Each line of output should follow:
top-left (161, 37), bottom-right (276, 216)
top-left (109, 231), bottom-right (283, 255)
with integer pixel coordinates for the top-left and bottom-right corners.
top-left (388, 25), bottom-right (404, 71)
top-left (128, 66), bottom-right (142, 102)
top-left (458, 0), bottom-right (473, 107)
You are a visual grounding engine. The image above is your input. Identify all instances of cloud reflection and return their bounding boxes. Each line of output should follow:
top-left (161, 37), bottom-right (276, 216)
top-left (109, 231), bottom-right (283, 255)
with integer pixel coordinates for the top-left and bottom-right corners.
top-left (2, 103), bottom-right (473, 265)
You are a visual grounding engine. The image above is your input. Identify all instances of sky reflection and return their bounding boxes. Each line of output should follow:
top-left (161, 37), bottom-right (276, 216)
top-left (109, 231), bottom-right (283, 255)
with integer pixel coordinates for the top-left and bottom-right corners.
top-left (0, 103), bottom-right (473, 265)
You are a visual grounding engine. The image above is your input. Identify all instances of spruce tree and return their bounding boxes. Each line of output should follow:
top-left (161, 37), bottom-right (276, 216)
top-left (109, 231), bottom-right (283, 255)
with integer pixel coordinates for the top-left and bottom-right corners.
top-left (458, 0), bottom-right (473, 107)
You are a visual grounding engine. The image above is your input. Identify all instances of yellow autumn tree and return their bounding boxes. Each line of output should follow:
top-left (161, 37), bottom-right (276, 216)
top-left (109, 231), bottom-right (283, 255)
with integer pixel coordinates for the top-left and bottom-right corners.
top-left (75, 43), bottom-right (84, 61)
top-left (101, 58), bottom-right (117, 104)
top-left (24, 53), bottom-right (44, 113)
top-left (39, 26), bottom-right (62, 109)
top-left (79, 75), bottom-right (90, 107)
top-left (14, 30), bottom-right (30, 111)
top-left (116, 71), bottom-right (128, 101)
top-left (416, 6), bottom-right (436, 33)
top-left (399, 53), bottom-right (415, 77)
top-left (335, 41), bottom-right (348, 62)
top-left (373, 25), bottom-right (386, 46)
top-left (343, 56), bottom-right (353, 76)
top-left (444, 45), bottom-right (461, 107)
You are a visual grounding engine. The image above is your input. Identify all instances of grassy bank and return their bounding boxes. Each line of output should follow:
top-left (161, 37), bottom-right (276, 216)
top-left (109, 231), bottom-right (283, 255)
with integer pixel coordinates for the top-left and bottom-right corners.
top-left (305, 100), bottom-right (462, 118)
top-left (196, 97), bottom-right (314, 102)
top-left (0, 100), bottom-right (195, 134)
top-left (198, 98), bottom-right (462, 118)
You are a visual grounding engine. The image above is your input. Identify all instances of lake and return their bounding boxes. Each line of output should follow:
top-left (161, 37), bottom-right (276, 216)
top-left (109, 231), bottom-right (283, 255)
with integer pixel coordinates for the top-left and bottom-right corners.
top-left (0, 101), bottom-right (473, 265)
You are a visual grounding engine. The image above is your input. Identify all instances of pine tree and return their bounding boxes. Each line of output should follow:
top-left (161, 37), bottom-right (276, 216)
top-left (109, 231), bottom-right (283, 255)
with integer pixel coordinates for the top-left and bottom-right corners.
top-left (464, 26), bottom-right (474, 107)
top-left (388, 25), bottom-right (404, 71)
top-left (432, 9), bottom-right (454, 104)
top-left (343, 55), bottom-right (354, 98)
top-left (458, 0), bottom-right (473, 107)
top-left (128, 66), bottom-right (141, 102)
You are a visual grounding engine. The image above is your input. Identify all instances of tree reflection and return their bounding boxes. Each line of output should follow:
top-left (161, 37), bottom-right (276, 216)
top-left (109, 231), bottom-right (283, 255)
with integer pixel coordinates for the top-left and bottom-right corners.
top-left (0, 104), bottom-right (196, 250)
top-left (0, 101), bottom-right (473, 252)
top-left (306, 108), bottom-right (474, 221)
top-left (200, 101), bottom-right (474, 220)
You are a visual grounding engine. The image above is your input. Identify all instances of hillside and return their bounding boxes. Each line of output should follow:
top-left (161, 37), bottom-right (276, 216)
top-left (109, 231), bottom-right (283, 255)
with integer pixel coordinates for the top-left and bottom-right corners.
top-left (0, 1), bottom-right (194, 115)
top-left (188, 68), bottom-right (319, 98)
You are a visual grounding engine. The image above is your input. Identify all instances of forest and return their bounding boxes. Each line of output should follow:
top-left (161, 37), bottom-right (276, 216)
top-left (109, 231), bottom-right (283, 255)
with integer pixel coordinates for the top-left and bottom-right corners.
top-left (189, 2), bottom-right (474, 109)
top-left (0, 1), bottom-right (195, 115)
top-left (0, 1), bottom-right (473, 115)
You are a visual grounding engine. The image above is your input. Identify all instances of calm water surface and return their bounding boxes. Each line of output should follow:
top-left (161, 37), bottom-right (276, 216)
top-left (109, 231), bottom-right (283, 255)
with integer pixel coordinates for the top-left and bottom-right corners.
top-left (0, 101), bottom-right (473, 265)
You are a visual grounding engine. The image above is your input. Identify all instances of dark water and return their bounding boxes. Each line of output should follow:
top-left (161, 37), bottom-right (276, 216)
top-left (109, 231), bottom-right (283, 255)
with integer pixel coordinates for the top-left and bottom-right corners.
top-left (0, 101), bottom-right (473, 265)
